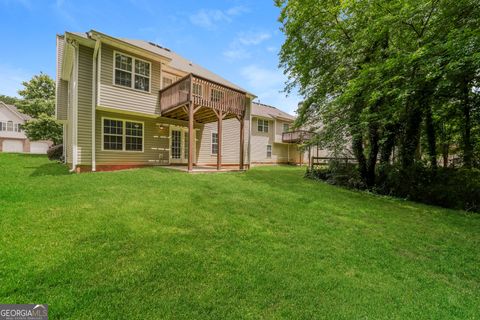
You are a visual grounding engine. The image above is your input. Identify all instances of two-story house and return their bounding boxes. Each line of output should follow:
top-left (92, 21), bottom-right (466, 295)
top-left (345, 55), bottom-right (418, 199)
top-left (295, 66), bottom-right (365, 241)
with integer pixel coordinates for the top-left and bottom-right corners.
top-left (56, 30), bottom-right (309, 172)
top-left (0, 101), bottom-right (51, 153)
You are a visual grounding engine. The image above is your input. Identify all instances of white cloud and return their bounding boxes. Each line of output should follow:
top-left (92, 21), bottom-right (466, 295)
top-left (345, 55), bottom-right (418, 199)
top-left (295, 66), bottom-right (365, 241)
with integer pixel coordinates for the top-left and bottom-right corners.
top-left (237, 31), bottom-right (270, 46)
top-left (52, 0), bottom-right (81, 30)
top-left (0, 64), bottom-right (33, 97)
top-left (223, 48), bottom-right (251, 60)
top-left (266, 46), bottom-right (277, 53)
top-left (189, 6), bottom-right (248, 30)
top-left (240, 65), bottom-right (301, 114)
top-left (223, 31), bottom-right (271, 61)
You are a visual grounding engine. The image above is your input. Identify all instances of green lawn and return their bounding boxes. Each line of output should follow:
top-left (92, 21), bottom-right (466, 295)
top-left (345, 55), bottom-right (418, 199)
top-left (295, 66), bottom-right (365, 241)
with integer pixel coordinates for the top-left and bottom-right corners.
top-left (0, 153), bottom-right (479, 319)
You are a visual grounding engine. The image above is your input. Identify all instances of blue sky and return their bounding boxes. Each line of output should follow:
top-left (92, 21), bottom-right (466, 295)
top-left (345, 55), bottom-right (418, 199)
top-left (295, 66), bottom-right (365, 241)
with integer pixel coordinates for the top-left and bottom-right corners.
top-left (0, 0), bottom-right (300, 114)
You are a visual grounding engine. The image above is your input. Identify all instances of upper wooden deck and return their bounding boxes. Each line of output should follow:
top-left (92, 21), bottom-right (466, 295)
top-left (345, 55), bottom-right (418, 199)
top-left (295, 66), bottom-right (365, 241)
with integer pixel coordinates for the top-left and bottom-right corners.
top-left (282, 130), bottom-right (313, 143)
top-left (159, 74), bottom-right (247, 123)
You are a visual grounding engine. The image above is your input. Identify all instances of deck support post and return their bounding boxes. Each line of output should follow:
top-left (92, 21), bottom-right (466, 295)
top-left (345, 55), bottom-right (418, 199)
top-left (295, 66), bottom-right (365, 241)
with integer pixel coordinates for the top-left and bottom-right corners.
top-left (239, 116), bottom-right (245, 170)
top-left (217, 110), bottom-right (223, 170)
top-left (188, 102), bottom-right (194, 172)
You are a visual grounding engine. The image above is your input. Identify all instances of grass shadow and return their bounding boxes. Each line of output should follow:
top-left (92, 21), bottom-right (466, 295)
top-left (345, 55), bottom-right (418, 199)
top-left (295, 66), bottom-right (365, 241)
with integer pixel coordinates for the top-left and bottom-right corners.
top-left (28, 162), bottom-right (70, 177)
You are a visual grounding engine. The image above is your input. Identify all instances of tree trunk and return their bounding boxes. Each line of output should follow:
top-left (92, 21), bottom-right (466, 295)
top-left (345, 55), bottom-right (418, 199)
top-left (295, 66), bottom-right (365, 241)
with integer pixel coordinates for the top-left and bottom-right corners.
top-left (442, 143), bottom-right (449, 167)
top-left (425, 104), bottom-right (437, 169)
top-left (380, 124), bottom-right (397, 164)
top-left (400, 103), bottom-right (422, 169)
top-left (461, 78), bottom-right (472, 168)
top-left (366, 121), bottom-right (379, 187)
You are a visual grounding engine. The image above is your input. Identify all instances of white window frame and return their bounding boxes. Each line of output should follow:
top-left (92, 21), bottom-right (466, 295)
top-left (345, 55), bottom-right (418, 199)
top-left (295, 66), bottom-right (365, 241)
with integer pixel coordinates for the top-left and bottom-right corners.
top-left (101, 117), bottom-right (144, 153)
top-left (0, 122), bottom-right (5, 131)
top-left (162, 76), bottom-right (174, 89)
top-left (266, 145), bottom-right (272, 158)
top-left (258, 119), bottom-right (269, 133)
top-left (7, 121), bottom-right (13, 132)
top-left (211, 132), bottom-right (218, 155)
top-left (283, 123), bottom-right (290, 132)
top-left (113, 51), bottom-right (151, 93)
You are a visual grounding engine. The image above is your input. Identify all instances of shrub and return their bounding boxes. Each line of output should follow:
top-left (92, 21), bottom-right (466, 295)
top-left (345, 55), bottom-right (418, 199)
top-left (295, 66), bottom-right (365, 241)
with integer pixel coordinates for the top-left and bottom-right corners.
top-left (307, 161), bottom-right (480, 212)
top-left (47, 144), bottom-right (63, 161)
top-left (306, 160), bottom-right (365, 189)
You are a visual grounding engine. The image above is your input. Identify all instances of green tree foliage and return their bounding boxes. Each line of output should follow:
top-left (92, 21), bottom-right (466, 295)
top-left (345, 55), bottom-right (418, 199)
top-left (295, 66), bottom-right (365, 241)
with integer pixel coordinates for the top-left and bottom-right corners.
top-left (276, 0), bottom-right (480, 183)
top-left (17, 73), bottom-right (56, 118)
top-left (0, 94), bottom-right (19, 105)
top-left (17, 73), bottom-right (62, 145)
top-left (22, 114), bottom-right (63, 145)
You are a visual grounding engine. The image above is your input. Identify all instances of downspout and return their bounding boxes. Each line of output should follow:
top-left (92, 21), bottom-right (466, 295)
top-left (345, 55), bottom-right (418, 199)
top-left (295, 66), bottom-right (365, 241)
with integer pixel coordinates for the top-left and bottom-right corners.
top-left (70, 40), bottom-right (79, 172)
top-left (91, 38), bottom-right (101, 172)
top-left (248, 100), bottom-right (252, 168)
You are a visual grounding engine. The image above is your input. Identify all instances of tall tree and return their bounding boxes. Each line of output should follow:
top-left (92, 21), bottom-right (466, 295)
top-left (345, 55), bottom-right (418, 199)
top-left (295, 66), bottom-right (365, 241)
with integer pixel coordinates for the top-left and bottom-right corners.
top-left (17, 73), bottom-right (62, 145)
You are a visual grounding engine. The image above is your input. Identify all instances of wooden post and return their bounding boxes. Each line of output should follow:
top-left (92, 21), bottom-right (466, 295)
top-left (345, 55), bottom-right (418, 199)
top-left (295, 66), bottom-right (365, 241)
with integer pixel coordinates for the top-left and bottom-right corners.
top-left (217, 110), bottom-right (223, 170)
top-left (308, 145), bottom-right (311, 168)
top-left (239, 116), bottom-right (245, 170)
top-left (188, 102), bottom-right (194, 172)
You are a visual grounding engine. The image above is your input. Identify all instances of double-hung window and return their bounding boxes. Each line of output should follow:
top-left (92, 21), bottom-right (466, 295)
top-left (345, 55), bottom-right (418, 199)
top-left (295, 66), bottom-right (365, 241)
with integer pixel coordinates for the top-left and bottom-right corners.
top-left (258, 119), bottom-right (269, 133)
top-left (7, 121), bottom-right (13, 132)
top-left (162, 76), bottom-right (173, 89)
top-left (267, 145), bottom-right (272, 158)
top-left (114, 52), bottom-right (150, 92)
top-left (283, 123), bottom-right (289, 132)
top-left (0, 122), bottom-right (5, 131)
top-left (103, 118), bottom-right (143, 152)
top-left (211, 132), bottom-right (218, 155)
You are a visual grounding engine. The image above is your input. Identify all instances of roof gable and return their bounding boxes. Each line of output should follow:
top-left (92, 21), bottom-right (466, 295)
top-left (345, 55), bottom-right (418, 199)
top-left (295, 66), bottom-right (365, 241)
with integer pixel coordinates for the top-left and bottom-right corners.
top-left (251, 102), bottom-right (295, 121)
top-left (0, 102), bottom-right (31, 122)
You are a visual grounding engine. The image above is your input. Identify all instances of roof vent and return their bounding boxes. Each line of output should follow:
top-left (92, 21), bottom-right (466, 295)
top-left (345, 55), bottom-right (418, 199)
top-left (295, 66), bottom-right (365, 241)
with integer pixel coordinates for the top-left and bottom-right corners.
top-left (148, 41), bottom-right (171, 52)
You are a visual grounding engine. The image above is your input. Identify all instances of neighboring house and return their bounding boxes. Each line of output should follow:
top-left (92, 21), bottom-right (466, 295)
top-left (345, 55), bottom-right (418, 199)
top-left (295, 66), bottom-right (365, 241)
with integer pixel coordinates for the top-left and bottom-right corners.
top-left (56, 30), bottom-right (310, 172)
top-left (0, 101), bottom-right (51, 154)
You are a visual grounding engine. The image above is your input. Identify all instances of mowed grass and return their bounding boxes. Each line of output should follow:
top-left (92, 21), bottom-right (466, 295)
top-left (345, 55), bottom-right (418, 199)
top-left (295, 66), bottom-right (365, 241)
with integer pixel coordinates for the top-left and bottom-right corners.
top-left (0, 153), bottom-right (479, 319)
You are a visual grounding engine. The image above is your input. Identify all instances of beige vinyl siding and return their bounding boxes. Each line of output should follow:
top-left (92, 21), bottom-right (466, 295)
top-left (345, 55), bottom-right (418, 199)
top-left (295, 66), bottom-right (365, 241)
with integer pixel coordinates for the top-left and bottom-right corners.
top-left (99, 44), bottom-right (161, 115)
top-left (95, 110), bottom-right (201, 165)
top-left (77, 45), bottom-right (93, 165)
top-left (274, 119), bottom-right (292, 143)
top-left (197, 115), bottom-right (250, 165)
top-left (56, 35), bottom-right (68, 121)
top-left (251, 117), bottom-right (274, 163)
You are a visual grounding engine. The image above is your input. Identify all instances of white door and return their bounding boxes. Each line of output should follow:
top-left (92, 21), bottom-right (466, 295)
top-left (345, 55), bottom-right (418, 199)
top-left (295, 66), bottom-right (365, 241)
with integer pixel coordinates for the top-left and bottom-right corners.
top-left (2, 139), bottom-right (24, 153)
top-left (170, 127), bottom-right (195, 164)
top-left (30, 141), bottom-right (50, 154)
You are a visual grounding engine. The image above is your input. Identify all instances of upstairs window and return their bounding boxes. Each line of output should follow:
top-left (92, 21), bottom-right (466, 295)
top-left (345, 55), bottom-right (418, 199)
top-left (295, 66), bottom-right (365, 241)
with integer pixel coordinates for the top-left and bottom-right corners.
top-left (7, 121), bottom-right (13, 132)
top-left (14, 124), bottom-right (22, 132)
top-left (283, 123), bottom-right (289, 132)
top-left (210, 89), bottom-right (224, 103)
top-left (258, 119), bottom-right (269, 133)
top-left (162, 77), bottom-right (173, 89)
top-left (0, 122), bottom-right (5, 131)
top-left (114, 52), bottom-right (150, 92)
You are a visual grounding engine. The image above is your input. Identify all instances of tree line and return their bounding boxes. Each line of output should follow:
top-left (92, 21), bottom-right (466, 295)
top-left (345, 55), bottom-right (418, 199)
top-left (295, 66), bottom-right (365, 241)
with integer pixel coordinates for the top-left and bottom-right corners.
top-left (276, 0), bottom-right (480, 187)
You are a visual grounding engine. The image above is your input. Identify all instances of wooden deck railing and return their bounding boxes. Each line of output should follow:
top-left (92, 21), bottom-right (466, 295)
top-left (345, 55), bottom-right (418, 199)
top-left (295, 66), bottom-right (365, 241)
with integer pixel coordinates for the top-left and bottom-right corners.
top-left (282, 130), bottom-right (313, 143)
top-left (159, 74), bottom-right (246, 117)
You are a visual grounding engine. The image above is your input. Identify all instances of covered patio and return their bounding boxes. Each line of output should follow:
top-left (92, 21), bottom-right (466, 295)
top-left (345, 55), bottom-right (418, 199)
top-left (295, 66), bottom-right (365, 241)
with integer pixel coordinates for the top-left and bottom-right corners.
top-left (159, 74), bottom-right (248, 172)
